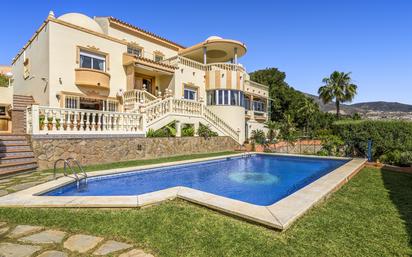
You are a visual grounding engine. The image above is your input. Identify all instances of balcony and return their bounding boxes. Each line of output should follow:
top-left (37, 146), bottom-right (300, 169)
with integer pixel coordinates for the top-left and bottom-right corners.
top-left (75, 68), bottom-right (110, 90)
top-left (244, 80), bottom-right (269, 99)
top-left (123, 52), bottom-right (176, 74)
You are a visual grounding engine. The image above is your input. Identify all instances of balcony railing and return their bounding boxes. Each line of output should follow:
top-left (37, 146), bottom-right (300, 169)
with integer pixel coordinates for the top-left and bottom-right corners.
top-left (162, 56), bottom-right (245, 73)
top-left (26, 105), bottom-right (144, 135)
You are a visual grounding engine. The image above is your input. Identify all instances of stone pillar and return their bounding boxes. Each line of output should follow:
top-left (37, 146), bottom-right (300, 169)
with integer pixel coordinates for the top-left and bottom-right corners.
top-left (194, 122), bottom-right (199, 137)
top-left (31, 104), bottom-right (40, 134)
top-left (203, 47), bottom-right (207, 65)
top-left (176, 121), bottom-right (182, 137)
top-left (250, 95), bottom-right (255, 120)
top-left (234, 47), bottom-right (238, 64)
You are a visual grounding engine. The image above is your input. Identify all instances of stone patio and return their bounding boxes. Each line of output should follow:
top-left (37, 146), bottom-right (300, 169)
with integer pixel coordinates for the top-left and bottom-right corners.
top-left (0, 222), bottom-right (154, 257)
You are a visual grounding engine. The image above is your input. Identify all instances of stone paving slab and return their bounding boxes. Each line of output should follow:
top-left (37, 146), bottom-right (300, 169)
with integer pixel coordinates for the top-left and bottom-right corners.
top-left (0, 242), bottom-right (42, 257)
top-left (8, 225), bottom-right (43, 239)
top-left (18, 230), bottom-right (66, 244)
top-left (7, 182), bottom-right (40, 192)
top-left (63, 234), bottom-right (104, 253)
top-left (0, 226), bottom-right (10, 235)
top-left (0, 190), bottom-right (8, 196)
top-left (93, 240), bottom-right (133, 255)
top-left (36, 250), bottom-right (68, 257)
top-left (119, 249), bottom-right (154, 257)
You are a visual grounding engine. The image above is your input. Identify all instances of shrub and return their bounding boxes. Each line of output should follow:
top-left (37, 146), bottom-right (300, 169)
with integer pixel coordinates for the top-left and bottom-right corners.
top-left (182, 124), bottom-right (195, 137)
top-left (319, 134), bottom-right (345, 156)
top-left (380, 151), bottom-right (412, 167)
top-left (333, 120), bottom-right (412, 161)
top-left (197, 123), bottom-right (218, 138)
top-left (146, 121), bottom-right (176, 138)
top-left (250, 129), bottom-right (266, 145)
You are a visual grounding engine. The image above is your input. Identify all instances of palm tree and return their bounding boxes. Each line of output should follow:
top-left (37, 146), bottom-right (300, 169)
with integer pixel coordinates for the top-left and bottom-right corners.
top-left (264, 120), bottom-right (279, 143)
top-left (318, 71), bottom-right (358, 118)
top-left (297, 98), bottom-right (317, 134)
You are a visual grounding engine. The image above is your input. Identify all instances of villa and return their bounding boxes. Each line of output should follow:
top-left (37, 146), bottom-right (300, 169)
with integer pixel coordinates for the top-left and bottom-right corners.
top-left (10, 11), bottom-right (269, 144)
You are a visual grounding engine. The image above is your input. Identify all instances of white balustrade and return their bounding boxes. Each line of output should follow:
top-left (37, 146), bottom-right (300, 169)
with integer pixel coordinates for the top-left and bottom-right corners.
top-left (123, 89), bottom-right (159, 111)
top-left (27, 105), bottom-right (143, 134)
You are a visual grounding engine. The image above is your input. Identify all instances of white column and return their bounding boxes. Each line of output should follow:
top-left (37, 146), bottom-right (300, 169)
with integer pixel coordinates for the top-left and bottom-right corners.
top-left (234, 47), bottom-right (238, 64)
top-left (194, 122), bottom-right (199, 137)
top-left (176, 121), bottom-right (182, 137)
top-left (31, 105), bottom-right (40, 134)
top-left (203, 46), bottom-right (207, 65)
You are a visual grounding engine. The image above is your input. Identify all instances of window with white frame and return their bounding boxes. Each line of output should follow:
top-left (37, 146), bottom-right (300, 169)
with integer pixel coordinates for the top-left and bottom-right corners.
top-left (80, 50), bottom-right (106, 71)
top-left (127, 45), bottom-right (142, 57)
top-left (65, 95), bottom-right (80, 109)
top-left (206, 90), bottom-right (244, 107)
top-left (183, 86), bottom-right (197, 101)
top-left (253, 100), bottom-right (265, 112)
top-left (106, 100), bottom-right (118, 112)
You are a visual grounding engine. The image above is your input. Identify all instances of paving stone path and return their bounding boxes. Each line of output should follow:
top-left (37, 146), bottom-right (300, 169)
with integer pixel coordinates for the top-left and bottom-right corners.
top-left (0, 222), bottom-right (154, 257)
top-left (0, 172), bottom-right (58, 196)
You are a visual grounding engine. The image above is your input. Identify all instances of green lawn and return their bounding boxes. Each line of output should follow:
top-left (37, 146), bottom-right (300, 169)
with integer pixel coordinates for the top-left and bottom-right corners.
top-left (0, 167), bottom-right (411, 256)
top-left (44, 151), bottom-right (238, 174)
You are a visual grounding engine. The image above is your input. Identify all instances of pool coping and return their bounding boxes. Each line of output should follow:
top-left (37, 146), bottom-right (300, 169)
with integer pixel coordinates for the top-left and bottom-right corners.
top-left (0, 153), bottom-right (366, 230)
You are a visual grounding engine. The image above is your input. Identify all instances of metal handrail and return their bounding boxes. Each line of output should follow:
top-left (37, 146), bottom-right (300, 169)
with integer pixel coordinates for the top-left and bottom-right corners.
top-left (53, 158), bottom-right (87, 182)
top-left (66, 158), bottom-right (87, 180)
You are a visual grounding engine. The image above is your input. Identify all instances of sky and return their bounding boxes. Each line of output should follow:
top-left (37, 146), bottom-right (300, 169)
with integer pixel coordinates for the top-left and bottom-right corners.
top-left (1, 0), bottom-right (411, 104)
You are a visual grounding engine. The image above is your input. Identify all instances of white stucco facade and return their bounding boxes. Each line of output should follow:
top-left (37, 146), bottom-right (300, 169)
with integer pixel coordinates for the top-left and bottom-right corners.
top-left (11, 11), bottom-right (269, 143)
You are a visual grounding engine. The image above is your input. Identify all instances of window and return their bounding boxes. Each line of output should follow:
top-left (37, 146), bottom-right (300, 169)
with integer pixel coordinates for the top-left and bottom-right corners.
top-left (0, 106), bottom-right (6, 116)
top-left (253, 100), bottom-right (265, 112)
top-left (65, 96), bottom-right (79, 109)
top-left (80, 51), bottom-right (105, 71)
top-left (207, 91), bottom-right (216, 105)
top-left (154, 55), bottom-right (163, 62)
top-left (106, 100), bottom-right (118, 112)
top-left (206, 90), bottom-right (244, 107)
top-left (184, 86), bottom-right (197, 101)
top-left (127, 46), bottom-right (142, 57)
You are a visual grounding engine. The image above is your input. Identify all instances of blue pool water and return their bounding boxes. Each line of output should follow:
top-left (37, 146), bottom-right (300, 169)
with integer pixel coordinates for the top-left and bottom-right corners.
top-left (43, 155), bottom-right (349, 206)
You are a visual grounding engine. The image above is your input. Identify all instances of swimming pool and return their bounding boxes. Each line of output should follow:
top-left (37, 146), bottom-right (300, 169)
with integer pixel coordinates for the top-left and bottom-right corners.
top-left (43, 154), bottom-right (348, 206)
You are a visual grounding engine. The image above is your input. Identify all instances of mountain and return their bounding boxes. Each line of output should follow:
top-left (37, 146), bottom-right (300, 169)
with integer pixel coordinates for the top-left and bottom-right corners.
top-left (304, 93), bottom-right (412, 115)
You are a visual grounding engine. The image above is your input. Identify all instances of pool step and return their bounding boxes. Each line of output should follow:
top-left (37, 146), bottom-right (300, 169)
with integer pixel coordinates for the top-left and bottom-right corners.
top-left (0, 133), bottom-right (37, 177)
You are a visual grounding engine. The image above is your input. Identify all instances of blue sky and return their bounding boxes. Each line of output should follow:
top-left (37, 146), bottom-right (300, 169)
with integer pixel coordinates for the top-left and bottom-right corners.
top-left (1, 0), bottom-right (411, 104)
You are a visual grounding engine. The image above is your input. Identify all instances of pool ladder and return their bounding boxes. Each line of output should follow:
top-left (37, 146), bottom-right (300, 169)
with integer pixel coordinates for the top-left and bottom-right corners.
top-left (53, 158), bottom-right (88, 186)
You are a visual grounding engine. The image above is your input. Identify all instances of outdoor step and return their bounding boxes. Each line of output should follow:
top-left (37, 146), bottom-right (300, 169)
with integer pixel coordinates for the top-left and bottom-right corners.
top-left (0, 145), bottom-right (32, 152)
top-left (0, 135), bottom-right (27, 141)
top-left (0, 161), bottom-right (37, 169)
top-left (0, 151), bottom-right (34, 158)
top-left (0, 164), bottom-right (37, 177)
top-left (0, 157), bottom-right (36, 165)
top-left (0, 141), bottom-right (28, 146)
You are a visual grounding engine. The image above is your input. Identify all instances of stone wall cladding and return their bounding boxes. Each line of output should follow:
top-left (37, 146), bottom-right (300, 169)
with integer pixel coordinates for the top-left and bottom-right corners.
top-left (29, 135), bottom-right (239, 170)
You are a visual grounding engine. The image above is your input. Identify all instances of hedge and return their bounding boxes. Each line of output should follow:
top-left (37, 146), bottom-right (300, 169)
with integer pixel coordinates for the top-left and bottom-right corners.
top-left (332, 120), bottom-right (412, 160)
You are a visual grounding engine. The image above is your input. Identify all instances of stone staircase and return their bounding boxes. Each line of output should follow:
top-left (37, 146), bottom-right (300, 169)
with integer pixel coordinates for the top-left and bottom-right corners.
top-left (12, 95), bottom-right (36, 134)
top-left (0, 134), bottom-right (37, 177)
top-left (143, 97), bottom-right (240, 142)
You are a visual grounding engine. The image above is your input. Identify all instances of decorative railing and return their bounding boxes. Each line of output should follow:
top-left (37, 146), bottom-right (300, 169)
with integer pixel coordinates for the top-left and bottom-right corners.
top-left (202, 105), bottom-right (239, 141)
top-left (123, 89), bottom-right (159, 111)
top-left (162, 56), bottom-right (245, 73)
top-left (27, 105), bottom-right (143, 134)
top-left (143, 97), bottom-right (239, 141)
top-left (163, 56), bottom-right (205, 70)
top-left (205, 63), bottom-right (245, 73)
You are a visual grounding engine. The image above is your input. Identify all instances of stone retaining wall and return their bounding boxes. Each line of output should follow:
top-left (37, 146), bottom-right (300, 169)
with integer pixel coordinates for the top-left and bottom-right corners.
top-left (30, 135), bottom-right (239, 170)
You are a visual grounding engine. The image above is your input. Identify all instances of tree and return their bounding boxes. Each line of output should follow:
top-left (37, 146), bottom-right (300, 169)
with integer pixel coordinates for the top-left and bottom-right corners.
top-left (0, 74), bottom-right (8, 87)
top-left (318, 71), bottom-right (358, 118)
top-left (297, 97), bottom-right (317, 134)
top-left (264, 120), bottom-right (279, 142)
